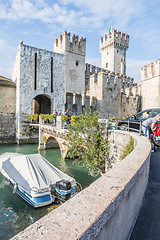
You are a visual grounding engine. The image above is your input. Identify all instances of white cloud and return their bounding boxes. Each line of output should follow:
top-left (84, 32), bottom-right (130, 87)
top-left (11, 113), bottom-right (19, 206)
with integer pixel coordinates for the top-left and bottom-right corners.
top-left (0, 38), bottom-right (17, 79)
top-left (0, 0), bottom-right (159, 81)
top-left (0, 0), bottom-right (145, 30)
top-left (0, 0), bottom-right (158, 51)
top-left (60, 0), bottom-right (145, 29)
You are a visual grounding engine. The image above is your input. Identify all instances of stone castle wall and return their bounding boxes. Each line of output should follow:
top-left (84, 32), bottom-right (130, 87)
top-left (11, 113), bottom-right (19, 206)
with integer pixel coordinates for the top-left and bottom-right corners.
top-left (85, 63), bottom-right (107, 91)
top-left (99, 30), bottom-right (129, 75)
top-left (141, 59), bottom-right (160, 110)
top-left (12, 42), bottom-right (66, 142)
top-left (54, 31), bottom-right (86, 94)
top-left (8, 29), bottom-right (141, 143)
top-left (0, 77), bottom-right (16, 142)
top-left (87, 71), bottom-right (139, 119)
top-left (65, 92), bottom-right (97, 115)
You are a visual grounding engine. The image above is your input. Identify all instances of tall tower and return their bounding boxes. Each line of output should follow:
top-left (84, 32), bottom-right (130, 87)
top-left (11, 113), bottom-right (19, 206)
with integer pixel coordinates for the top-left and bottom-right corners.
top-left (54, 31), bottom-right (86, 93)
top-left (99, 29), bottom-right (129, 75)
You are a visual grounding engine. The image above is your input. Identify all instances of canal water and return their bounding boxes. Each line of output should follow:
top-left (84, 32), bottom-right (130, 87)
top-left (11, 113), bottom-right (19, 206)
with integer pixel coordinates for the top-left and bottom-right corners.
top-left (0, 144), bottom-right (99, 240)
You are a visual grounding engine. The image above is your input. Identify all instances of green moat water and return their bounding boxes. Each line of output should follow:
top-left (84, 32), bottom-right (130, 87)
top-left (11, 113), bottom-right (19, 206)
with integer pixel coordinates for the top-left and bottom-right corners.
top-left (0, 144), bottom-right (98, 240)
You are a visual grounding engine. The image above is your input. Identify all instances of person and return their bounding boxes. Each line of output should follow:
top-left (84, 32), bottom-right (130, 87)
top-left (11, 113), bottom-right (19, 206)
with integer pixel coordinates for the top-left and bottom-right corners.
top-left (61, 109), bottom-right (66, 115)
top-left (65, 109), bottom-right (71, 124)
top-left (142, 114), bottom-right (160, 139)
top-left (58, 110), bottom-right (62, 116)
top-left (53, 109), bottom-right (58, 125)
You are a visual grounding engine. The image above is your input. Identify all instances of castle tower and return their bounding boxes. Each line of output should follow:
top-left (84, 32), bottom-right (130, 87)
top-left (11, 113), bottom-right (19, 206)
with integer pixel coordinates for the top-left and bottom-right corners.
top-left (99, 29), bottom-right (129, 75)
top-left (54, 31), bottom-right (86, 93)
top-left (12, 41), bottom-right (66, 143)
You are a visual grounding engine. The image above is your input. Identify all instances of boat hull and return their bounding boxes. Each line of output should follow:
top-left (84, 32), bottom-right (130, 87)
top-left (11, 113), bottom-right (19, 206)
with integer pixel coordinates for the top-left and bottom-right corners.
top-left (10, 180), bottom-right (53, 208)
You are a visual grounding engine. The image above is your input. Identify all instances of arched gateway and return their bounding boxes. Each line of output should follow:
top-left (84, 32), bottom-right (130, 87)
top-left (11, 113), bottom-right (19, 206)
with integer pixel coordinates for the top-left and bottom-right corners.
top-left (32, 94), bottom-right (51, 114)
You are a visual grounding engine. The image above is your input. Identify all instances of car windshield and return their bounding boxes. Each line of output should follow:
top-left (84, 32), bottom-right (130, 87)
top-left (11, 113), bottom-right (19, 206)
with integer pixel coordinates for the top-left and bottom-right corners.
top-left (135, 110), bottom-right (151, 120)
top-left (152, 109), bottom-right (160, 117)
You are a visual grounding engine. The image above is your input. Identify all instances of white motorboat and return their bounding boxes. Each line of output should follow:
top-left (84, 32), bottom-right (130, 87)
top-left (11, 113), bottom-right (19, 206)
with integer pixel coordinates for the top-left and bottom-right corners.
top-left (0, 152), bottom-right (78, 208)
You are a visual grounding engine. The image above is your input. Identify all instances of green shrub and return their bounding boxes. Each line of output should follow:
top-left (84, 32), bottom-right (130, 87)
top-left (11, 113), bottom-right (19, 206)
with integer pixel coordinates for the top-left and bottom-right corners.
top-left (61, 115), bottom-right (69, 123)
top-left (40, 114), bottom-right (44, 120)
top-left (48, 114), bottom-right (56, 123)
top-left (120, 136), bottom-right (134, 160)
top-left (111, 116), bottom-right (118, 120)
top-left (27, 114), bottom-right (38, 122)
top-left (71, 115), bottom-right (79, 124)
top-left (42, 136), bottom-right (47, 143)
top-left (26, 126), bottom-right (38, 136)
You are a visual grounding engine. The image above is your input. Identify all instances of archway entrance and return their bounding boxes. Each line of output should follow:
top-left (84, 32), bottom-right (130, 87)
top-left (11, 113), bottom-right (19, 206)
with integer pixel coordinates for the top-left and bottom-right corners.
top-left (46, 136), bottom-right (59, 149)
top-left (32, 95), bottom-right (51, 114)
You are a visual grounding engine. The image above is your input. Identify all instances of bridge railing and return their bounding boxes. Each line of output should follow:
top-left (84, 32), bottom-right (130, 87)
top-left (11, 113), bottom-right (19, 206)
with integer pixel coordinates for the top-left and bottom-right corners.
top-left (98, 118), bottom-right (142, 135)
top-left (31, 115), bottom-right (143, 137)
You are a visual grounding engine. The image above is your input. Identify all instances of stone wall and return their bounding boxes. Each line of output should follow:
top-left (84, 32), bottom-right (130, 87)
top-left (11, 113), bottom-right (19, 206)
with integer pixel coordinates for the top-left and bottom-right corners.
top-left (0, 77), bottom-right (16, 142)
top-left (54, 31), bottom-right (86, 94)
top-left (99, 30), bottom-right (129, 75)
top-left (65, 92), bottom-right (97, 115)
top-left (88, 71), bottom-right (139, 119)
top-left (85, 63), bottom-right (107, 91)
top-left (65, 52), bottom-right (85, 93)
top-left (120, 90), bottom-right (139, 118)
top-left (12, 42), bottom-right (65, 143)
top-left (10, 29), bottom-right (141, 143)
top-left (141, 59), bottom-right (160, 110)
top-left (11, 131), bottom-right (151, 240)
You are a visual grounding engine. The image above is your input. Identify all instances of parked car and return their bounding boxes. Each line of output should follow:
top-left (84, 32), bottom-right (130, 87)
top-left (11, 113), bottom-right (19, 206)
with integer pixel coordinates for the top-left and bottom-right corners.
top-left (118, 108), bottom-right (160, 132)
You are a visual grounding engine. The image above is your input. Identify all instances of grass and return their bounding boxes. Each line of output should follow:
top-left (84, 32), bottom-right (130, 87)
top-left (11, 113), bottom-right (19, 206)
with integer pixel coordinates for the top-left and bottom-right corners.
top-left (120, 136), bottom-right (134, 160)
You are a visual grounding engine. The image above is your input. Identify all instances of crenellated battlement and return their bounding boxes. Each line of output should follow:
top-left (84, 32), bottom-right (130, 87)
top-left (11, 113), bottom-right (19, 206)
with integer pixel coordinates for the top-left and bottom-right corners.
top-left (141, 59), bottom-right (160, 81)
top-left (65, 92), bottom-right (97, 115)
top-left (89, 71), bottom-right (135, 87)
top-left (12, 27), bottom-right (141, 144)
top-left (99, 29), bottom-right (129, 52)
top-left (85, 63), bottom-right (107, 77)
top-left (54, 31), bottom-right (86, 56)
top-left (88, 71), bottom-right (137, 101)
top-left (99, 29), bottom-right (129, 75)
top-left (141, 59), bottom-right (160, 110)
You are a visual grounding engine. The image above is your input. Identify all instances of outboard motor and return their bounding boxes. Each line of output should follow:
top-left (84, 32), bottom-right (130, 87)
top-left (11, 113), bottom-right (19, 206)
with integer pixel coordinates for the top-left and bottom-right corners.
top-left (55, 180), bottom-right (71, 204)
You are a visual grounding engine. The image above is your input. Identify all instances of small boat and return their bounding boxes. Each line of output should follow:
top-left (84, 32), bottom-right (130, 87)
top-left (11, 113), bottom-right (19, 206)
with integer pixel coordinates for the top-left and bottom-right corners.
top-left (0, 152), bottom-right (80, 208)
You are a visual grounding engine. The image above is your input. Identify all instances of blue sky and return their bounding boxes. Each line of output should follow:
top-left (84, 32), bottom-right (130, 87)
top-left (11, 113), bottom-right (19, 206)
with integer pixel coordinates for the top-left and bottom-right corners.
top-left (0, 0), bottom-right (160, 85)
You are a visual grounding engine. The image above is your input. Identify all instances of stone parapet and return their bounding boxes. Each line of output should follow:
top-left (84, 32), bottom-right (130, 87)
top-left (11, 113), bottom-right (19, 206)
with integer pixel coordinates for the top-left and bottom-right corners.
top-left (100, 29), bottom-right (129, 52)
top-left (141, 59), bottom-right (160, 81)
top-left (65, 92), bottom-right (97, 115)
top-left (141, 59), bottom-right (160, 109)
top-left (54, 31), bottom-right (86, 56)
top-left (11, 131), bottom-right (151, 240)
top-left (87, 71), bottom-right (139, 118)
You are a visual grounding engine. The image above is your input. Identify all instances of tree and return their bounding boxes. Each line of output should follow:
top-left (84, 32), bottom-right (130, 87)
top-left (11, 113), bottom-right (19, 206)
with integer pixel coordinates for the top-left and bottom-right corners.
top-left (65, 111), bottom-right (110, 176)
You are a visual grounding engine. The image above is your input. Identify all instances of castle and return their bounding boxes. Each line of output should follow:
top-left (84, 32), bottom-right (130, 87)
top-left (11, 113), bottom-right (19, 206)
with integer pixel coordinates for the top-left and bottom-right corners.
top-left (1, 29), bottom-right (141, 143)
top-left (141, 59), bottom-right (160, 109)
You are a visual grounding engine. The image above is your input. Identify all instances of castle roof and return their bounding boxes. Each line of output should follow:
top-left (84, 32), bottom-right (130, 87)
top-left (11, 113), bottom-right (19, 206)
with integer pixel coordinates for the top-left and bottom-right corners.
top-left (0, 76), bottom-right (16, 88)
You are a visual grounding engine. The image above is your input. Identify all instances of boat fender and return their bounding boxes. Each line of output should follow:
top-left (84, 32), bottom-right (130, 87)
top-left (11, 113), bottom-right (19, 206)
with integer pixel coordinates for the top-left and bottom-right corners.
top-left (13, 183), bottom-right (18, 194)
top-left (4, 180), bottom-right (10, 187)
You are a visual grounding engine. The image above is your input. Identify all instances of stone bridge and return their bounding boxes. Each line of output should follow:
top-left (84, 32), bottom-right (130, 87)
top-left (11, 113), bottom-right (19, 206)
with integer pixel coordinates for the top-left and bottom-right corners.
top-left (38, 116), bottom-right (69, 159)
